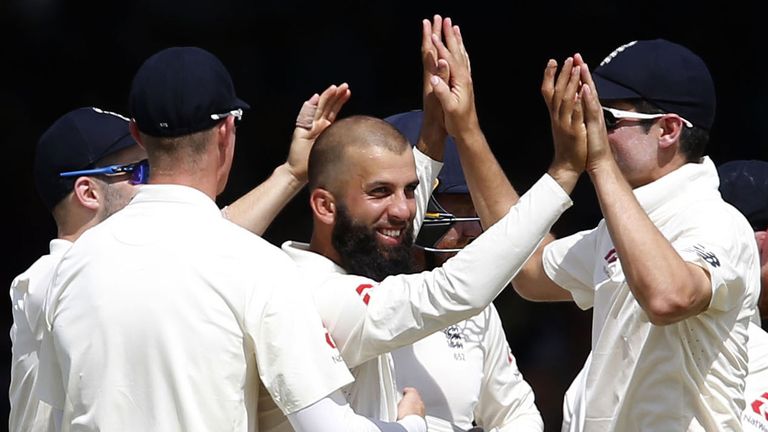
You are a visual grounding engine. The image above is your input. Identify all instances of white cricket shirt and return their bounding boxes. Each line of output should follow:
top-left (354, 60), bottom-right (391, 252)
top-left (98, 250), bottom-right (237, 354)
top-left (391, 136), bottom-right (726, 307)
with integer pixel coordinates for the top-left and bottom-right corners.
top-left (744, 321), bottom-right (768, 432)
top-left (9, 239), bottom-right (70, 432)
top-left (543, 157), bottom-right (761, 431)
top-left (392, 304), bottom-right (543, 432)
top-left (283, 169), bottom-right (573, 422)
top-left (36, 185), bottom-right (352, 431)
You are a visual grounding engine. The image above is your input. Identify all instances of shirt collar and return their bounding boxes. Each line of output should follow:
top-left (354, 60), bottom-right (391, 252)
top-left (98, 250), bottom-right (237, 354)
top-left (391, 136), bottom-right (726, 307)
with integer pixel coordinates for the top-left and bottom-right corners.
top-left (633, 156), bottom-right (720, 216)
top-left (281, 241), bottom-right (348, 275)
top-left (129, 184), bottom-right (223, 218)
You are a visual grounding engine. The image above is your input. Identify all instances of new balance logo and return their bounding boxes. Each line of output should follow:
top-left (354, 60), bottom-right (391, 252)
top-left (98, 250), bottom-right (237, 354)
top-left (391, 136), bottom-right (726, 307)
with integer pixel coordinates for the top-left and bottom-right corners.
top-left (687, 244), bottom-right (721, 268)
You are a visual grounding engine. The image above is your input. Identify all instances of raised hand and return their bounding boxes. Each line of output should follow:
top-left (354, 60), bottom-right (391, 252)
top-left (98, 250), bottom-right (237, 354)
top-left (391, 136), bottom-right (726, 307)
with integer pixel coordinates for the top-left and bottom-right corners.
top-left (428, 16), bottom-right (480, 140)
top-left (287, 83), bottom-right (351, 183)
top-left (541, 55), bottom-right (587, 189)
top-left (576, 57), bottom-right (614, 174)
top-left (420, 15), bottom-right (450, 149)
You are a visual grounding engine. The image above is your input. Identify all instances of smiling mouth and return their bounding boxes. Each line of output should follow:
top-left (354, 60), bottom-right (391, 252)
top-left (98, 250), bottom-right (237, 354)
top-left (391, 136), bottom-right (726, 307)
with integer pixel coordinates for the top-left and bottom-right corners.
top-left (380, 229), bottom-right (402, 238)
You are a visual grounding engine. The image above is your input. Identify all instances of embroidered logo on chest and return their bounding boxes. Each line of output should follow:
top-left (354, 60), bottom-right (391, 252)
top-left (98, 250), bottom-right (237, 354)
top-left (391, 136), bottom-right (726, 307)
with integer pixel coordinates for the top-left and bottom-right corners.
top-left (443, 325), bottom-right (464, 349)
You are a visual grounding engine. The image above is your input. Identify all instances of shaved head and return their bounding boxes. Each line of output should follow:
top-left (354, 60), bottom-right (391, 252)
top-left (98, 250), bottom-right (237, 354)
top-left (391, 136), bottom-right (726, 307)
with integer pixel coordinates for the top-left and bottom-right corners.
top-left (308, 115), bottom-right (411, 193)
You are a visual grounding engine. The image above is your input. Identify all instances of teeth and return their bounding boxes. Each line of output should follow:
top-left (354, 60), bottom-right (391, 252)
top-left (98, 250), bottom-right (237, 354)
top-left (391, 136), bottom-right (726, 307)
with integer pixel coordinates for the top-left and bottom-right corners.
top-left (381, 229), bottom-right (401, 238)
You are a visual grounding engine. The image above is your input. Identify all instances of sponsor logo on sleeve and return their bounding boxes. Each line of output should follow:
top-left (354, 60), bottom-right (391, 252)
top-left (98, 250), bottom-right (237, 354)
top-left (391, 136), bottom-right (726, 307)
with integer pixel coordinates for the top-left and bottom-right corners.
top-left (355, 283), bottom-right (374, 305)
top-left (686, 244), bottom-right (721, 268)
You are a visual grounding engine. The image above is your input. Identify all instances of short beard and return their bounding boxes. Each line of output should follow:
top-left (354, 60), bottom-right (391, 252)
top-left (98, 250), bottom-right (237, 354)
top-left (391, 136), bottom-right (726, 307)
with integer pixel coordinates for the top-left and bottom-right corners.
top-left (331, 204), bottom-right (416, 282)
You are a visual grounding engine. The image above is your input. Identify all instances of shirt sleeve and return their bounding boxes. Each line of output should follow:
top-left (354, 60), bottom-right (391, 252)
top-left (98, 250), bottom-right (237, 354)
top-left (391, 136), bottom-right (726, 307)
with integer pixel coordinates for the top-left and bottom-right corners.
top-left (669, 208), bottom-right (760, 313)
top-left (412, 147), bottom-right (443, 236)
top-left (34, 325), bottom-right (65, 410)
top-left (249, 258), bottom-right (354, 415)
top-left (474, 305), bottom-right (543, 432)
top-left (317, 174), bottom-right (573, 367)
top-left (287, 390), bottom-right (426, 432)
top-left (542, 225), bottom-right (602, 310)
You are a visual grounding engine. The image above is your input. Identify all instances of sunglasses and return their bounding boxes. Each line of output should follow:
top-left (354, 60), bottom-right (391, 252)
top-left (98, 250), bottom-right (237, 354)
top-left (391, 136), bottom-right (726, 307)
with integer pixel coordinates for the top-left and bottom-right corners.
top-left (414, 196), bottom-right (481, 253)
top-left (602, 107), bottom-right (693, 131)
top-left (59, 159), bottom-right (150, 185)
top-left (210, 108), bottom-right (243, 122)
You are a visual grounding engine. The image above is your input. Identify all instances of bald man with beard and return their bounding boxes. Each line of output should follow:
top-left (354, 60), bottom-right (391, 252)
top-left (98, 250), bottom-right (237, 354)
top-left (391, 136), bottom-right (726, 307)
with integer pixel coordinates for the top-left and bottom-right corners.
top-left (278, 108), bottom-right (582, 425)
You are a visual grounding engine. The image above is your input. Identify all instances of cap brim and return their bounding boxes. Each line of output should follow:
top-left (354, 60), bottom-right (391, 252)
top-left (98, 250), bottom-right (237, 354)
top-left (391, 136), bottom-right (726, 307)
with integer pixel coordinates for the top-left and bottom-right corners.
top-left (233, 97), bottom-right (250, 110)
top-left (593, 73), bottom-right (642, 101)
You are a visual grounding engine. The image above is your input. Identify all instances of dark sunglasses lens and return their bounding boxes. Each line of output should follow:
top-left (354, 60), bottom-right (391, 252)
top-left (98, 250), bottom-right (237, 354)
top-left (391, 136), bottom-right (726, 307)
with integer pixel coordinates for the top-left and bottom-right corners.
top-left (603, 110), bottom-right (618, 129)
top-left (415, 220), bottom-right (454, 249)
top-left (129, 161), bottom-right (150, 185)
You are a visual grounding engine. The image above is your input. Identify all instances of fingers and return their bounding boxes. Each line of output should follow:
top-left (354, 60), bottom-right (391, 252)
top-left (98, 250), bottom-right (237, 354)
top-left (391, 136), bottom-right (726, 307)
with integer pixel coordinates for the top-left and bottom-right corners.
top-left (455, 25), bottom-right (471, 75)
top-left (317, 83), bottom-right (350, 122)
top-left (436, 58), bottom-right (450, 84)
top-left (578, 60), bottom-right (598, 100)
top-left (432, 14), bottom-right (443, 42)
top-left (560, 65), bottom-right (581, 123)
top-left (295, 93), bottom-right (320, 129)
top-left (572, 90), bottom-right (584, 127)
top-left (327, 85), bottom-right (351, 123)
top-left (421, 19), bottom-right (436, 73)
top-left (541, 59), bottom-right (558, 109)
top-left (553, 57), bottom-right (574, 112)
top-left (442, 17), bottom-right (459, 54)
top-left (580, 84), bottom-right (603, 131)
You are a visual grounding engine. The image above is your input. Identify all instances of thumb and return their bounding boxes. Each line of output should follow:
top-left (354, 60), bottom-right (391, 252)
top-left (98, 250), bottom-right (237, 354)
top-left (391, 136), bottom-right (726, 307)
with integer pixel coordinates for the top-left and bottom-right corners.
top-left (430, 74), bottom-right (453, 109)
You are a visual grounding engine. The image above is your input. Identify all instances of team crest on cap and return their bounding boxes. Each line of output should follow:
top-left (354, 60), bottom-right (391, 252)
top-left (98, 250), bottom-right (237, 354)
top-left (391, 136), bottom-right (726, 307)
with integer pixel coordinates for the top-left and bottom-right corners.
top-left (599, 40), bottom-right (638, 67)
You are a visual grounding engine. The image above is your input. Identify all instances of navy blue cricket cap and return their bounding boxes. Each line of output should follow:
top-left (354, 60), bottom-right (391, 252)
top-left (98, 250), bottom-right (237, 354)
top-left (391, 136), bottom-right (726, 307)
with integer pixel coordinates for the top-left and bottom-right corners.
top-left (384, 110), bottom-right (468, 194)
top-left (593, 39), bottom-right (716, 130)
top-left (718, 160), bottom-right (768, 230)
top-left (34, 107), bottom-right (137, 211)
top-left (129, 46), bottom-right (250, 138)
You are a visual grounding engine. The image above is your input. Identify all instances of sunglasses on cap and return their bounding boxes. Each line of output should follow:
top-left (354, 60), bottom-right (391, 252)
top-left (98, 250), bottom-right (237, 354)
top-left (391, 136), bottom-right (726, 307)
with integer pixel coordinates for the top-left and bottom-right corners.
top-left (414, 195), bottom-right (481, 253)
top-left (602, 107), bottom-right (693, 131)
top-left (59, 159), bottom-right (150, 185)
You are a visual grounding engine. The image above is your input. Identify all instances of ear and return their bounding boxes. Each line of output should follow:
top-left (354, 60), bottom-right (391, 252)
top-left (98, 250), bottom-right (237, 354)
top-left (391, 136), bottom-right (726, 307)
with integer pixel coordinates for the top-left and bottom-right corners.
top-left (309, 188), bottom-right (337, 225)
top-left (72, 176), bottom-right (101, 211)
top-left (216, 117), bottom-right (236, 158)
top-left (129, 121), bottom-right (147, 151)
top-left (657, 115), bottom-right (684, 150)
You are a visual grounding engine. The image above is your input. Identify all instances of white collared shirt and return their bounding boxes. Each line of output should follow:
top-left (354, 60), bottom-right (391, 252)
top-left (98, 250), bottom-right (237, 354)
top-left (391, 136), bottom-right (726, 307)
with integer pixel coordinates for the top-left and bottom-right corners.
top-left (36, 184), bottom-right (352, 431)
top-left (282, 151), bottom-right (573, 422)
top-left (9, 239), bottom-right (71, 432)
top-left (392, 304), bottom-right (543, 432)
top-left (743, 321), bottom-right (768, 432)
top-left (545, 157), bottom-right (760, 431)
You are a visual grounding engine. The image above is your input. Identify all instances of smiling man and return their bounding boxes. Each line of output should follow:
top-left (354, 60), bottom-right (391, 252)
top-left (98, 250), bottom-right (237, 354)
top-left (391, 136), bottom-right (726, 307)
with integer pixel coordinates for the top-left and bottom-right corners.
top-left (278, 15), bottom-right (584, 427)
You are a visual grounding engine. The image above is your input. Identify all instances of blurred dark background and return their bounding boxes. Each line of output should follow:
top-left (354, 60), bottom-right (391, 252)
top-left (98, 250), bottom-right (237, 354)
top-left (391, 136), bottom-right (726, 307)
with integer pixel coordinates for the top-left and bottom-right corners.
top-left (2, 1), bottom-right (766, 430)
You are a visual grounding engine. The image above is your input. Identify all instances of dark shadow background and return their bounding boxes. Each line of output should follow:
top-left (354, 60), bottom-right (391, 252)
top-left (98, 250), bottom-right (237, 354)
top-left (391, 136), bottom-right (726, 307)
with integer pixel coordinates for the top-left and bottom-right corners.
top-left (2, 1), bottom-right (766, 430)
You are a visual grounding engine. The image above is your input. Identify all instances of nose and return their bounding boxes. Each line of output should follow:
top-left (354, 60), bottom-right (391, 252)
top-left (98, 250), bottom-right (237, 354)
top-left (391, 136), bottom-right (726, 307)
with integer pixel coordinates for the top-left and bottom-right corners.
top-left (388, 192), bottom-right (415, 224)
